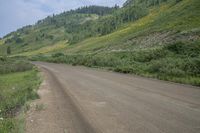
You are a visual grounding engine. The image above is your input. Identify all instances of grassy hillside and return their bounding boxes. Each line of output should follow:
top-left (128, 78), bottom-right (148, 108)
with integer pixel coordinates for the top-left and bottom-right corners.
top-left (60, 0), bottom-right (199, 53)
top-left (0, 2), bottom-right (150, 55)
top-left (1, 0), bottom-right (200, 85)
top-left (15, 41), bottom-right (68, 56)
top-left (0, 13), bottom-right (98, 55)
top-left (31, 0), bottom-right (200, 86)
top-left (0, 40), bottom-right (3, 46)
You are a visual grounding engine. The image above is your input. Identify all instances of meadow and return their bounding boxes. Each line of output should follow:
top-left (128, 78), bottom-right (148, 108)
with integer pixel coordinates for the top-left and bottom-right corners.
top-left (0, 57), bottom-right (41, 133)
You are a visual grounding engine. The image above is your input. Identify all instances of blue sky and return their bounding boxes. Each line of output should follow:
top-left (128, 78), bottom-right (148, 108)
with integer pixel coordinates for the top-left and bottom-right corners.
top-left (0, 0), bottom-right (126, 38)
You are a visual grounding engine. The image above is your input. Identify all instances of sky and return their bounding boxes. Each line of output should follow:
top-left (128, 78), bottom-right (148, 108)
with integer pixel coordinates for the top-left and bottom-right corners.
top-left (0, 0), bottom-right (126, 38)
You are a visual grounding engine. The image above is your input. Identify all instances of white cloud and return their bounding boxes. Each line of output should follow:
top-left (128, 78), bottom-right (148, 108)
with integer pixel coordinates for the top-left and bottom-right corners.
top-left (0, 0), bottom-right (126, 37)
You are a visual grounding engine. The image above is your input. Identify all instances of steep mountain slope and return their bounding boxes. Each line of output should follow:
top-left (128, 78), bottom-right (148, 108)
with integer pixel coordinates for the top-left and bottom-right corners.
top-left (1, 0), bottom-right (200, 85)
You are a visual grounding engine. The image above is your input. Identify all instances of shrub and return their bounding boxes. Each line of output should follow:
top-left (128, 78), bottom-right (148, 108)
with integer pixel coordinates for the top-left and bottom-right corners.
top-left (166, 41), bottom-right (200, 57)
top-left (183, 57), bottom-right (200, 76)
top-left (15, 38), bottom-right (23, 43)
top-left (0, 58), bottom-right (33, 74)
top-left (32, 41), bottom-right (200, 86)
top-left (51, 52), bottom-right (64, 58)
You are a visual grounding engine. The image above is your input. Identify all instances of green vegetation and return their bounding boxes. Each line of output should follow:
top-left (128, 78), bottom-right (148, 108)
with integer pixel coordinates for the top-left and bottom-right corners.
top-left (74, 5), bottom-right (119, 16)
top-left (35, 104), bottom-right (46, 111)
top-left (15, 41), bottom-right (67, 56)
top-left (0, 0), bottom-right (200, 86)
top-left (6, 46), bottom-right (11, 55)
top-left (0, 58), bottom-right (41, 132)
top-left (32, 41), bottom-right (200, 86)
top-left (0, 57), bottom-right (33, 74)
top-left (0, 1), bottom-right (149, 54)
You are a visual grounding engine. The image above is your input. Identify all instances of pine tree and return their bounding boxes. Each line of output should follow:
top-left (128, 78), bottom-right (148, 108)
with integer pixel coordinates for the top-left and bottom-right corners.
top-left (7, 46), bottom-right (11, 55)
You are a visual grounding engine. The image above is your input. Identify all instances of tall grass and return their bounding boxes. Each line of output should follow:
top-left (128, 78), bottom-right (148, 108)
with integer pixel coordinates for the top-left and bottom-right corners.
top-left (0, 57), bottom-right (33, 74)
top-left (0, 58), bottom-right (41, 132)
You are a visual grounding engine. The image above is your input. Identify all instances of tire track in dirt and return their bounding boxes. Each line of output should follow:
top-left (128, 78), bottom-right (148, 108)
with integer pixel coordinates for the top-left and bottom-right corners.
top-left (26, 66), bottom-right (101, 133)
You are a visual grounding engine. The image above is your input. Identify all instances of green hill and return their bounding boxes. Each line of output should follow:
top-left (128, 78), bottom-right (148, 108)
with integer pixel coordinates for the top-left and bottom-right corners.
top-left (0, 0), bottom-right (200, 85)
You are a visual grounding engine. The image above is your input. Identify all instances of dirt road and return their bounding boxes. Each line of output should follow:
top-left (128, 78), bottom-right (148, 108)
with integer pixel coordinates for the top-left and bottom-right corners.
top-left (26, 62), bottom-right (200, 133)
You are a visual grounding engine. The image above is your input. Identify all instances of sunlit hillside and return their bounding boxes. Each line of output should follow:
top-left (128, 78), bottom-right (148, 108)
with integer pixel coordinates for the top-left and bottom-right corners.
top-left (1, 0), bottom-right (200, 85)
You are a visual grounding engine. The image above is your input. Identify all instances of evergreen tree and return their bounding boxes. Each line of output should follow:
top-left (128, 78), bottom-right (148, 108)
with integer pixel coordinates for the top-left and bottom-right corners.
top-left (7, 46), bottom-right (11, 55)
